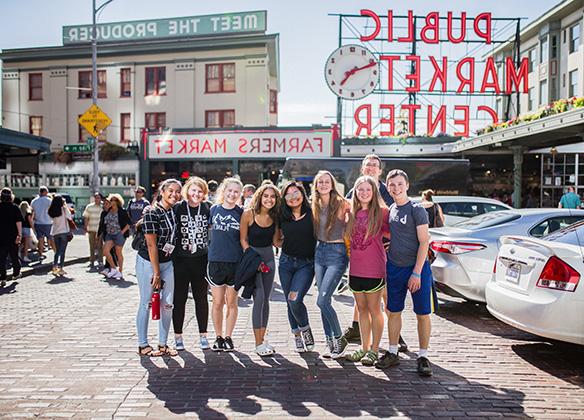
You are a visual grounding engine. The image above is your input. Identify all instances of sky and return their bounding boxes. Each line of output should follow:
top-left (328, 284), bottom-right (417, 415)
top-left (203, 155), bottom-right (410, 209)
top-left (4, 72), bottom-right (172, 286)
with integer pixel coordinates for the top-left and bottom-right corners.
top-left (0, 0), bottom-right (557, 134)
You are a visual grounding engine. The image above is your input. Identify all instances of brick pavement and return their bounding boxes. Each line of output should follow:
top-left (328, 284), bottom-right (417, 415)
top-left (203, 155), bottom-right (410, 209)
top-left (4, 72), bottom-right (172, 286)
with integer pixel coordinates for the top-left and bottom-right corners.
top-left (0, 247), bottom-right (583, 419)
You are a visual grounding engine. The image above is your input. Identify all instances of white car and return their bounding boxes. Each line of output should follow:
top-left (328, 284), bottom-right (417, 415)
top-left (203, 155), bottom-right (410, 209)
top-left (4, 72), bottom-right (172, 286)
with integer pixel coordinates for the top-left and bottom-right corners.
top-left (430, 209), bottom-right (584, 302)
top-left (429, 196), bottom-right (512, 226)
top-left (486, 221), bottom-right (584, 345)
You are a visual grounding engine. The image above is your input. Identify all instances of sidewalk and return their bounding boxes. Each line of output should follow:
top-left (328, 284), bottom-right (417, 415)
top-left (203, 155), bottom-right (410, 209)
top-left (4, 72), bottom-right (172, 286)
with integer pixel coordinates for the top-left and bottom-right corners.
top-left (20, 233), bottom-right (90, 277)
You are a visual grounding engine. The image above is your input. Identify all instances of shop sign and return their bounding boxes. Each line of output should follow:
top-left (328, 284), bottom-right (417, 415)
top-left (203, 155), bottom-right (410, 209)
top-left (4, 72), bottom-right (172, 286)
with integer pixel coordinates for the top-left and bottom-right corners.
top-left (63, 11), bottom-right (266, 45)
top-left (147, 129), bottom-right (332, 160)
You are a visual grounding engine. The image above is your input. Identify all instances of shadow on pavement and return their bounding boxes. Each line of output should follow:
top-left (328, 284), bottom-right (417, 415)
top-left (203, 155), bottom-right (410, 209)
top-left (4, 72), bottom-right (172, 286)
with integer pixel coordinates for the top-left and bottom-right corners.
top-left (103, 277), bottom-right (135, 288)
top-left (47, 275), bottom-right (74, 285)
top-left (512, 342), bottom-right (584, 388)
top-left (139, 348), bottom-right (527, 418)
top-left (0, 281), bottom-right (18, 295)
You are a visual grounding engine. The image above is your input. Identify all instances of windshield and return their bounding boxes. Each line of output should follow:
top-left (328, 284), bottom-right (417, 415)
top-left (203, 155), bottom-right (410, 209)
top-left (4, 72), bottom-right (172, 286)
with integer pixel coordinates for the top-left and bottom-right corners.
top-left (542, 219), bottom-right (584, 247)
top-left (453, 211), bottom-right (521, 230)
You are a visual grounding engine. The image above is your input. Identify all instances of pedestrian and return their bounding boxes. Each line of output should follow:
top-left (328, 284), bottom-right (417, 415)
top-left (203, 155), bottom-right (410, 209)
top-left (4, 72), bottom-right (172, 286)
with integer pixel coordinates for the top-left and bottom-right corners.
top-left (277, 181), bottom-right (316, 353)
top-left (207, 177), bottom-right (243, 352)
top-left (420, 189), bottom-right (444, 228)
top-left (127, 186), bottom-right (150, 234)
top-left (558, 186), bottom-right (581, 209)
top-left (83, 192), bottom-right (104, 270)
top-left (207, 179), bottom-right (219, 204)
top-left (136, 178), bottom-right (182, 357)
top-left (98, 197), bottom-right (118, 276)
top-left (31, 186), bottom-right (53, 259)
top-left (172, 177), bottom-right (212, 351)
top-left (19, 201), bottom-right (34, 264)
top-left (375, 169), bottom-right (434, 377)
top-left (312, 170), bottom-right (350, 359)
top-left (240, 183), bottom-right (281, 356)
top-left (102, 194), bottom-right (131, 280)
top-left (48, 194), bottom-right (74, 277)
top-left (0, 188), bottom-right (23, 286)
top-left (242, 184), bottom-right (256, 208)
top-left (344, 176), bottom-right (389, 366)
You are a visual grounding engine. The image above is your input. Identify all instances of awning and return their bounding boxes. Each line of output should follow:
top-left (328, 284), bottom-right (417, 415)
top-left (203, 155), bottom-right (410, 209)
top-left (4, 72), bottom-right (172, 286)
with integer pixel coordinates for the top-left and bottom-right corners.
top-left (0, 127), bottom-right (51, 156)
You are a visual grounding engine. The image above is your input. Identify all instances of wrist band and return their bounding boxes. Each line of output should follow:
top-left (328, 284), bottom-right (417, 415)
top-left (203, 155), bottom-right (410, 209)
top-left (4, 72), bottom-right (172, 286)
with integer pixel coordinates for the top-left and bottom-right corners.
top-left (411, 272), bottom-right (421, 278)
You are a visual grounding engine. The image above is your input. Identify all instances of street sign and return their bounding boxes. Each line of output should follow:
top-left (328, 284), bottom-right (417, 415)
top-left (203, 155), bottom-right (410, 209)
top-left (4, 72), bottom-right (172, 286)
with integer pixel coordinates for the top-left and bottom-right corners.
top-left (64, 144), bottom-right (91, 153)
top-left (78, 104), bottom-right (112, 138)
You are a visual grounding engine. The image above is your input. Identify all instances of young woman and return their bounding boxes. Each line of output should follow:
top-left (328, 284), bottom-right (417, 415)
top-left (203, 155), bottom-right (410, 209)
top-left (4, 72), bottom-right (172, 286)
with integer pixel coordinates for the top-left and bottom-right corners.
top-left (344, 176), bottom-right (389, 366)
top-left (102, 194), bottom-right (131, 280)
top-left (277, 181), bottom-right (316, 353)
top-left (19, 201), bottom-right (34, 263)
top-left (240, 183), bottom-right (281, 356)
top-left (136, 179), bottom-right (182, 357)
top-left (420, 189), bottom-right (445, 228)
top-left (48, 195), bottom-right (73, 276)
top-left (312, 170), bottom-right (350, 359)
top-left (172, 177), bottom-right (212, 351)
top-left (207, 178), bottom-right (243, 352)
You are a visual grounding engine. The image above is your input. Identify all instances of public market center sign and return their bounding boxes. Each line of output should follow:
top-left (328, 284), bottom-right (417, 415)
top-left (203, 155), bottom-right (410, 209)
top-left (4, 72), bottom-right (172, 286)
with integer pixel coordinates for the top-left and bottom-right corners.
top-left (63, 11), bottom-right (266, 44)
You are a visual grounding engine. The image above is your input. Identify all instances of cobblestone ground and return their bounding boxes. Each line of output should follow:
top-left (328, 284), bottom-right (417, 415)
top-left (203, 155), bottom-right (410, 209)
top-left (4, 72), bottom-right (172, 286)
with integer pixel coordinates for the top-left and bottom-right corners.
top-left (0, 248), bottom-right (582, 419)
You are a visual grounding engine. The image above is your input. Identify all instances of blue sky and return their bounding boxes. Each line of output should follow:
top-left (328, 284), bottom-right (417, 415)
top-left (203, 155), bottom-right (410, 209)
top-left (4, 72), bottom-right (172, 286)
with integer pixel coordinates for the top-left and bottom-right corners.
top-left (0, 0), bottom-right (555, 132)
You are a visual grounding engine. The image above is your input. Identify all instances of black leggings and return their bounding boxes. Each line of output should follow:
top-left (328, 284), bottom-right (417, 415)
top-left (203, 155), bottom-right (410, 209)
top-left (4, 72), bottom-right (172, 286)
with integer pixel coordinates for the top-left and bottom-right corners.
top-left (172, 254), bottom-right (209, 335)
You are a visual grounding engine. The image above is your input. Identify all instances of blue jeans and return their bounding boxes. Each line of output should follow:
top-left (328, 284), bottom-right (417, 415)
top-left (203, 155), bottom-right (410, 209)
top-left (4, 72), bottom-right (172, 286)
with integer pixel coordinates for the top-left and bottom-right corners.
top-left (314, 242), bottom-right (348, 338)
top-left (278, 253), bottom-right (314, 333)
top-left (135, 254), bottom-right (175, 347)
top-left (53, 233), bottom-right (69, 267)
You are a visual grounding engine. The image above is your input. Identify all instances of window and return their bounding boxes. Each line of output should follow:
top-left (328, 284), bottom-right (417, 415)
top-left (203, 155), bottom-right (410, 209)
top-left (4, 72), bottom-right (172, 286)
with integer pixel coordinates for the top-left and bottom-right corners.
top-left (29, 73), bottom-right (42, 100)
top-left (120, 68), bottom-right (131, 97)
top-left (269, 90), bottom-right (278, 114)
top-left (205, 110), bottom-right (235, 128)
top-left (528, 87), bottom-right (534, 111)
top-left (551, 77), bottom-right (558, 102)
top-left (145, 67), bottom-right (166, 96)
top-left (569, 69), bottom-right (579, 97)
top-left (78, 70), bottom-right (106, 99)
top-left (145, 112), bottom-right (166, 130)
top-left (527, 48), bottom-right (536, 73)
top-left (539, 37), bottom-right (548, 63)
top-left (206, 63), bottom-right (235, 93)
top-left (79, 114), bottom-right (106, 142)
top-left (539, 79), bottom-right (548, 105)
top-left (530, 216), bottom-right (584, 238)
top-left (569, 23), bottom-right (581, 54)
top-left (29, 116), bottom-right (42, 136)
top-left (120, 113), bottom-right (131, 143)
top-left (551, 35), bottom-right (558, 59)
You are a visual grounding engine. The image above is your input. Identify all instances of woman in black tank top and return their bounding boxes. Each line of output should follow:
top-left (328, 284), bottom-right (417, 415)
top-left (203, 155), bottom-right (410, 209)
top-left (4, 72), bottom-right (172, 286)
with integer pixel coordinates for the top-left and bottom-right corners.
top-left (240, 183), bottom-right (281, 356)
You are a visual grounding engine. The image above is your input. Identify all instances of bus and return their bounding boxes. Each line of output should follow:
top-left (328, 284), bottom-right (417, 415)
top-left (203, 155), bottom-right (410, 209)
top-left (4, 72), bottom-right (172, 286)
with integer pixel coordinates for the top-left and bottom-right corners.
top-left (280, 157), bottom-right (470, 196)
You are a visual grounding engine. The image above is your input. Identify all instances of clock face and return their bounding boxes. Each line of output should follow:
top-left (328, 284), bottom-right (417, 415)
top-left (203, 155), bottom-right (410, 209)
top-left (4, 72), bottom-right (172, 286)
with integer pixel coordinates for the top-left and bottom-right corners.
top-left (324, 44), bottom-right (379, 100)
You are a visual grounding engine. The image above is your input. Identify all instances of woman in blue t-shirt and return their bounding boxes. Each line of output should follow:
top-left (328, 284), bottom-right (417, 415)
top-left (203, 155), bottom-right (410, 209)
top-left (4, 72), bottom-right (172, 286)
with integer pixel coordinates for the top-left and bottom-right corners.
top-left (207, 177), bottom-right (243, 352)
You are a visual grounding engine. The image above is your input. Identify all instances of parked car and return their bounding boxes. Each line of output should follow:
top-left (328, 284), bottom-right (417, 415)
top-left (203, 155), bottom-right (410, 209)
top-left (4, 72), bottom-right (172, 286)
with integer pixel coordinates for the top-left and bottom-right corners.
top-left (486, 221), bottom-right (584, 345)
top-left (429, 209), bottom-right (584, 302)
top-left (413, 196), bottom-right (512, 226)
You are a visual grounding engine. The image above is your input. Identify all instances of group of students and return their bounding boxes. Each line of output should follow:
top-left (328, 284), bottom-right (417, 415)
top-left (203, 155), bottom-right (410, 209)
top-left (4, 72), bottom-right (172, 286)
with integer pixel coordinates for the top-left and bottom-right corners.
top-left (135, 154), bottom-right (436, 376)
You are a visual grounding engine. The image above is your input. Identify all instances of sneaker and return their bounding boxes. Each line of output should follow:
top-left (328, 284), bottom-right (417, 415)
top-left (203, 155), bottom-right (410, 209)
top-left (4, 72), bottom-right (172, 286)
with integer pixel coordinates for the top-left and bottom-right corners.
top-left (331, 336), bottom-right (349, 359)
top-left (223, 336), bottom-right (234, 352)
top-left (212, 336), bottom-right (225, 352)
top-left (113, 270), bottom-right (123, 280)
top-left (255, 343), bottom-right (274, 357)
top-left (199, 336), bottom-right (210, 350)
top-left (417, 357), bottom-right (433, 377)
top-left (294, 335), bottom-right (305, 353)
top-left (22, 256), bottom-right (32, 263)
top-left (301, 328), bottom-right (315, 351)
top-left (345, 348), bottom-right (366, 362)
top-left (361, 350), bottom-right (379, 366)
top-left (175, 336), bottom-right (185, 351)
top-left (375, 351), bottom-right (400, 369)
top-left (343, 325), bottom-right (361, 344)
top-left (322, 337), bottom-right (333, 359)
top-left (100, 267), bottom-right (111, 276)
top-left (398, 335), bottom-right (408, 353)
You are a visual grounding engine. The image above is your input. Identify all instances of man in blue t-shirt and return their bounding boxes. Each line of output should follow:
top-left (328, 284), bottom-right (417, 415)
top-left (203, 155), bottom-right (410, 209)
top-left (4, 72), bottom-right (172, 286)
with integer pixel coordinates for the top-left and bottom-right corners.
top-left (127, 186), bottom-right (150, 234)
top-left (374, 169), bottom-right (433, 377)
top-left (558, 186), bottom-right (581, 209)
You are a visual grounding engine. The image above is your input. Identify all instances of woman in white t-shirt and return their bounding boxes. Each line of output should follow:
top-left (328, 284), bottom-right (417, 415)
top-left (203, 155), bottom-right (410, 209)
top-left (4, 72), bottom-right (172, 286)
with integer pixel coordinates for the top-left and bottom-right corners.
top-left (48, 195), bottom-right (74, 276)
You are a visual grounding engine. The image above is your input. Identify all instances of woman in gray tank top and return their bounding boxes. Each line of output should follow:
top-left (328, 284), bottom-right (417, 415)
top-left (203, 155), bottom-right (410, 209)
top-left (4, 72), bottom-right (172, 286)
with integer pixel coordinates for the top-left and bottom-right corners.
top-left (311, 170), bottom-right (350, 359)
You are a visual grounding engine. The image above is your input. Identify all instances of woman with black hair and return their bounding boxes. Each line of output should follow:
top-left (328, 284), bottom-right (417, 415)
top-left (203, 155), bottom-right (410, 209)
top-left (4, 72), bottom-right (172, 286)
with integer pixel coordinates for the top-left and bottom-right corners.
top-left (276, 181), bottom-right (317, 353)
top-left (48, 194), bottom-right (73, 276)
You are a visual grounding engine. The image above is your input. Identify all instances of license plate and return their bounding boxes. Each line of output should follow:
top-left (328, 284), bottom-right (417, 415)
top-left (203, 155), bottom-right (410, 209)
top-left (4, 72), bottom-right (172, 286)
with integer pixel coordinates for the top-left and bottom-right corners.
top-left (505, 264), bottom-right (521, 284)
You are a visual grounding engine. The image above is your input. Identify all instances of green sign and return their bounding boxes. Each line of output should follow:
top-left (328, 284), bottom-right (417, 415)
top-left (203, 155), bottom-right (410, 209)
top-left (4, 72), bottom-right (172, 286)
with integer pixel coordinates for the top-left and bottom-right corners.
top-left (64, 144), bottom-right (91, 153)
top-left (63, 11), bottom-right (266, 45)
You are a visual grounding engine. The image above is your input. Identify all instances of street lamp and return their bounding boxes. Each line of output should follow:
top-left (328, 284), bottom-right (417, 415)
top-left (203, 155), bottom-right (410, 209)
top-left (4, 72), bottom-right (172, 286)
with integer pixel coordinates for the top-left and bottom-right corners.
top-left (90, 0), bottom-right (114, 194)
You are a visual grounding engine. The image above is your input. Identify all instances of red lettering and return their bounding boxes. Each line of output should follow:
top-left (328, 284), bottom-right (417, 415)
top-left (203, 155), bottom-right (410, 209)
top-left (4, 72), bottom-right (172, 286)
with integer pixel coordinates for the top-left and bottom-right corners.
top-left (429, 56), bottom-right (448, 92)
top-left (154, 139), bottom-right (163, 154)
top-left (398, 10), bottom-right (415, 42)
top-left (313, 137), bottom-right (323, 152)
top-left (250, 138), bottom-right (260, 153)
top-left (474, 12), bottom-right (492, 44)
top-left (379, 104), bottom-right (395, 136)
top-left (454, 105), bottom-right (470, 137)
top-left (189, 139), bottom-right (199, 154)
top-left (301, 138), bottom-right (315, 154)
top-left (506, 56), bottom-right (529, 94)
top-left (401, 104), bottom-right (421, 135)
top-left (164, 139), bottom-right (173, 154)
top-left (427, 105), bottom-right (447, 136)
top-left (405, 55), bottom-right (421, 92)
top-left (380, 55), bottom-right (400, 91)
top-left (201, 140), bottom-right (212, 154)
top-left (360, 9), bottom-right (381, 41)
top-left (274, 138), bottom-right (285, 153)
top-left (478, 105), bottom-right (498, 125)
top-left (238, 138), bottom-right (248, 153)
top-left (216, 139), bottom-right (227, 153)
top-left (421, 12), bottom-right (439, 44)
top-left (176, 139), bottom-right (187, 155)
top-left (387, 10), bottom-right (393, 42)
top-left (456, 57), bottom-right (475, 93)
top-left (480, 57), bottom-right (501, 94)
top-left (262, 138), bottom-right (272, 153)
top-left (354, 104), bottom-right (372, 136)
top-left (289, 137), bottom-right (299, 153)
top-left (447, 12), bottom-right (466, 43)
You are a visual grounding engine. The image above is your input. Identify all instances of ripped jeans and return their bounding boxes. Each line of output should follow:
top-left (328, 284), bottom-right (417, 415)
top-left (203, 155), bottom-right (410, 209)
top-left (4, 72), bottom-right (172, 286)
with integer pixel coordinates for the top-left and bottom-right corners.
top-left (136, 254), bottom-right (175, 347)
top-left (278, 253), bottom-right (314, 334)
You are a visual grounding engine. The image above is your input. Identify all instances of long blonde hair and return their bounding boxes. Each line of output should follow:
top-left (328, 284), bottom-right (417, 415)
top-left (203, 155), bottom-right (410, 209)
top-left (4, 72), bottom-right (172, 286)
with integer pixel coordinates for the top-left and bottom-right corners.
top-left (347, 176), bottom-right (387, 240)
top-left (216, 177), bottom-right (243, 205)
top-left (311, 170), bottom-right (346, 240)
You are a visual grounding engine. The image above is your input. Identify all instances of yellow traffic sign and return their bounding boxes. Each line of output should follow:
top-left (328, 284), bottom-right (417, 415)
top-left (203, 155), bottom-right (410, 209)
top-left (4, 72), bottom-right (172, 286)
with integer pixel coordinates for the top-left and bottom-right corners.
top-left (78, 104), bottom-right (112, 138)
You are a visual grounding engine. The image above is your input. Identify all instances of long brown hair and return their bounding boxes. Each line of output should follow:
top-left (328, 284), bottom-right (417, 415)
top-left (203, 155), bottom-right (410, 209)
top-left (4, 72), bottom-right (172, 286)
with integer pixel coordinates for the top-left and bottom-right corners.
top-left (250, 183), bottom-right (281, 223)
top-left (347, 176), bottom-right (387, 240)
top-left (311, 170), bottom-right (346, 240)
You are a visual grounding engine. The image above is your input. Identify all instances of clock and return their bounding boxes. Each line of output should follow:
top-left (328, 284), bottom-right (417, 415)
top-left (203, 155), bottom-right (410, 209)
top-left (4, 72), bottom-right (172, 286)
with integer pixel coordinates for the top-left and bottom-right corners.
top-left (324, 44), bottom-right (379, 100)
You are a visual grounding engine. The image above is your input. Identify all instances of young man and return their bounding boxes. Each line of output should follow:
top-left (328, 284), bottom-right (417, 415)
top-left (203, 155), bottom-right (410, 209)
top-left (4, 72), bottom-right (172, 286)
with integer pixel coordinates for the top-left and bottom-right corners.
top-left (375, 169), bottom-right (433, 376)
top-left (558, 185), bottom-right (581, 209)
top-left (83, 192), bottom-right (104, 269)
top-left (0, 188), bottom-right (23, 286)
top-left (127, 186), bottom-right (150, 234)
top-left (30, 186), bottom-right (53, 259)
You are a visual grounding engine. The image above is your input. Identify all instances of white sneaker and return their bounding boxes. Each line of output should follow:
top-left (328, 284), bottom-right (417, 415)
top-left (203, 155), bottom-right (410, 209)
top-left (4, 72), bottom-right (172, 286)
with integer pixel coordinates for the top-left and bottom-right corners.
top-left (255, 343), bottom-right (274, 357)
top-left (101, 267), bottom-right (111, 276)
top-left (105, 268), bottom-right (118, 279)
top-left (113, 269), bottom-right (123, 280)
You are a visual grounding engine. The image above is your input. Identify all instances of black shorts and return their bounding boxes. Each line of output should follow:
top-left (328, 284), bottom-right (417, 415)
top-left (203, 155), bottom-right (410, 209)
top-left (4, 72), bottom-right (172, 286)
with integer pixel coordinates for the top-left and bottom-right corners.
top-left (207, 261), bottom-right (238, 288)
top-left (349, 275), bottom-right (386, 293)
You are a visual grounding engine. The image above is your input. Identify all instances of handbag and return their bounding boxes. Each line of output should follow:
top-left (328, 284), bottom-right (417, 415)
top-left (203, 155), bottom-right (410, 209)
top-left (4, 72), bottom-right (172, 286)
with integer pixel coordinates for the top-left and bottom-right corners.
top-left (131, 220), bottom-right (145, 250)
top-left (67, 216), bottom-right (77, 242)
top-left (433, 204), bottom-right (444, 228)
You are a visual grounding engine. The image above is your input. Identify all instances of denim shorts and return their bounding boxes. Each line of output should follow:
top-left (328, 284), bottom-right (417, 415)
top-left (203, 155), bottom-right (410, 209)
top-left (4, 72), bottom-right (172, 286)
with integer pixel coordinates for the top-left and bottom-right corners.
top-left (104, 232), bottom-right (126, 247)
top-left (34, 224), bottom-right (52, 239)
top-left (22, 227), bottom-right (32, 238)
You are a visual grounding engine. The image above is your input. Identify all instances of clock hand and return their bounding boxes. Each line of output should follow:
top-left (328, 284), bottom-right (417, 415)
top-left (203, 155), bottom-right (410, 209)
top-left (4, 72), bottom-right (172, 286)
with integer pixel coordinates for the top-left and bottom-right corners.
top-left (340, 61), bottom-right (378, 86)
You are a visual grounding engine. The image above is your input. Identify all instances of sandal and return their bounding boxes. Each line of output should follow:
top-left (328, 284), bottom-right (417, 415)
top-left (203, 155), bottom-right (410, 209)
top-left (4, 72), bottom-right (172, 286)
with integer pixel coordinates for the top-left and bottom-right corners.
top-left (151, 345), bottom-right (178, 357)
top-left (138, 345), bottom-right (154, 356)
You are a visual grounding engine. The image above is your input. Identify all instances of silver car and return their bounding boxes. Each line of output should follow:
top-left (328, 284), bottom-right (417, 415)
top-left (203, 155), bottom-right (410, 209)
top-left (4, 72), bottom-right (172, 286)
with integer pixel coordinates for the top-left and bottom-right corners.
top-left (429, 209), bottom-right (584, 302)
